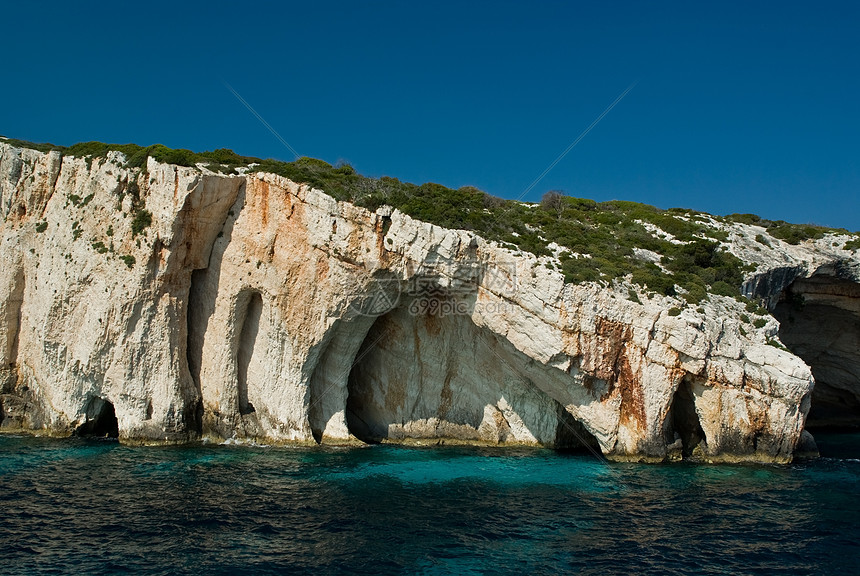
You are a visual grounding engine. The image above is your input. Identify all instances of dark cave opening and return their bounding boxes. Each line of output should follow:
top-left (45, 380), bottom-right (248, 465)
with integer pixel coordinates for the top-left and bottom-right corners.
top-left (772, 274), bottom-right (860, 433)
top-left (665, 378), bottom-right (705, 458)
top-left (237, 292), bottom-right (263, 415)
top-left (74, 397), bottom-right (119, 438)
top-left (554, 406), bottom-right (602, 454)
top-left (186, 269), bottom-right (207, 394)
top-left (186, 268), bottom-right (208, 434)
top-left (345, 319), bottom-right (386, 444)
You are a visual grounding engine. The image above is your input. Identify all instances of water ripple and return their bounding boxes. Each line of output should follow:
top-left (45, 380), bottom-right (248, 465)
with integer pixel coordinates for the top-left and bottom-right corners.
top-left (1, 434), bottom-right (858, 575)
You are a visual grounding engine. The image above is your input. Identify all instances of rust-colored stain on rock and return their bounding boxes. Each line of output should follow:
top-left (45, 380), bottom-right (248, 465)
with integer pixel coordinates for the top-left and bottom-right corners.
top-left (258, 180), bottom-right (269, 227)
top-left (615, 347), bottom-right (646, 429)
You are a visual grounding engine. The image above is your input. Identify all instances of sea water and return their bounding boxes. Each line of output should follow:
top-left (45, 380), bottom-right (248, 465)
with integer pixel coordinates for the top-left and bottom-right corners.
top-left (1, 434), bottom-right (858, 575)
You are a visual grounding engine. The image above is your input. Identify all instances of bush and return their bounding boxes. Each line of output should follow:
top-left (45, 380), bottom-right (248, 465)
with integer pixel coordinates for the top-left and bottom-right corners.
top-left (682, 283), bottom-right (707, 304)
top-left (767, 221), bottom-right (846, 245)
top-left (120, 255), bottom-right (136, 269)
top-left (131, 209), bottom-right (152, 237)
top-left (746, 301), bottom-right (768, 315)
top-left (726, 213), bottom-right (763, 225)
top-left (0, 136), bottom-right (62, 152)
top-left (668, 307), bottom-right (682, 316)
top-left (710, 280), bottom-right (738, 297)
top-left (753, 318), bottom-right (767, 329)
top-left (767, 339), bottom-right (788, 351)
top-left (65, 141), bottom-right (144, 160)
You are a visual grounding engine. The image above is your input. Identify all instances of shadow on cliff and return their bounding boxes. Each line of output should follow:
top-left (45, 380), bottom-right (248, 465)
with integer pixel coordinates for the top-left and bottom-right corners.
top-left (771, 270), bottom-right (860, 433)
top-left (186, 182), bottom-right (246, 436)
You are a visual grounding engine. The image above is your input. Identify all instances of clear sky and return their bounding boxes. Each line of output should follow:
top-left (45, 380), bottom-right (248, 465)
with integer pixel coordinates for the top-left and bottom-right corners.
top-left (2, 1), bottom-right (858, 230)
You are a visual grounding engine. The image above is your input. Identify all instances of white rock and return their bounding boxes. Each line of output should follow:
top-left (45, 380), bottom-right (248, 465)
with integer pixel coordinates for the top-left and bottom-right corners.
top-left (0, 141), bottom-right (857, 463)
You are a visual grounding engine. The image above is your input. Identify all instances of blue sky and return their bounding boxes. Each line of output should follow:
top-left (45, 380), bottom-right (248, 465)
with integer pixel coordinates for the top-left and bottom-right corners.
top-left (2, 1), bottom-right (858, 230)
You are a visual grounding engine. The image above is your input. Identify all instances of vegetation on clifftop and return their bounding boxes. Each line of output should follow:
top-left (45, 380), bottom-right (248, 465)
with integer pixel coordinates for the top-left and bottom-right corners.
top-left (3, 136), bottom-right (857, 303)
top-left (723, 212), bottom-right (848, 246)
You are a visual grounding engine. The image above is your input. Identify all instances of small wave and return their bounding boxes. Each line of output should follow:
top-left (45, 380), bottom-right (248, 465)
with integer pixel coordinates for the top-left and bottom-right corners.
top-left (220, 437), bottom-right (271, 448)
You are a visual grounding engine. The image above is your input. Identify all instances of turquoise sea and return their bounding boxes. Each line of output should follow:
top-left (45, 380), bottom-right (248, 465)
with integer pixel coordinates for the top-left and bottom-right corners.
top-left (1, 434), bottom-right (858, 575)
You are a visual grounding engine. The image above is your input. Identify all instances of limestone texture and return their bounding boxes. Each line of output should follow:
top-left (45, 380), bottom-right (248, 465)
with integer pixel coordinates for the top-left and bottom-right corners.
top-left (1, 141), bottom-right (858, 462)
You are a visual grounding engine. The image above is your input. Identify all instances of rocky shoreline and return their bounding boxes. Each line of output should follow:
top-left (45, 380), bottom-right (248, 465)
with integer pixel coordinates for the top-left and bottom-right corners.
top-left (1, 141), bottom-right (858, 462)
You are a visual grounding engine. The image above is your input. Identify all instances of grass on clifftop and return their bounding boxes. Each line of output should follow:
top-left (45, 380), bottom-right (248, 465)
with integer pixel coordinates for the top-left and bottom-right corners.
top-left (4, 136), bottom-right (857, 303)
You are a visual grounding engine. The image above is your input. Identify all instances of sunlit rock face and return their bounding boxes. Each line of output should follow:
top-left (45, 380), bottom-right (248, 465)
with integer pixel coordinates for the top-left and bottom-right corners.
top-left (1, 141), bottom-right (858, 462)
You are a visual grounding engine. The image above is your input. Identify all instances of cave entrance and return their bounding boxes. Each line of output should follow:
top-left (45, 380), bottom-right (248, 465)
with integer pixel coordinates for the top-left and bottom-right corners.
top-left (772, 274), bottom-right (860, 435)
top-left (236, 292), bottom-right (263, 415)
top-left (665, 378), bottom-right (705, 458)
top-left (345, 298), bottom-right (601, 449)
top-left (186, 268), bottom-right (209, 433)
top-left (344, 308), bottom-right (408, 445)
top-left (554, 407), bottom-right (602, 454)
top-left (75, 397), bottom-right (119, 438)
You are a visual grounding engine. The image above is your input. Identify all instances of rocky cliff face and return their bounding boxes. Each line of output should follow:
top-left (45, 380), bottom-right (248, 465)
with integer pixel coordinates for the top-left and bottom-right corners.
top-left (1, 142), bottom-right (858, 462)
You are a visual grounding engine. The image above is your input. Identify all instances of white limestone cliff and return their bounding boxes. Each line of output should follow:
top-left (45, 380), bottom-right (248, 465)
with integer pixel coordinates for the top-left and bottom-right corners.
top-left (1, 141), bottom-right (858, 462)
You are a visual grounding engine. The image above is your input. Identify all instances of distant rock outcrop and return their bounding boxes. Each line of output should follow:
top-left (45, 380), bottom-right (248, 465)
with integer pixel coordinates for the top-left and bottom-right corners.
top-left (1, 141), bottom-right (858, 462)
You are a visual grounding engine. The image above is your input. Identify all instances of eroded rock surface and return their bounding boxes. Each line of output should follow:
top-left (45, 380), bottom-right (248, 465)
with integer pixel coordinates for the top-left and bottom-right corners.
top-left (1, 142), bottom-right (858, 462)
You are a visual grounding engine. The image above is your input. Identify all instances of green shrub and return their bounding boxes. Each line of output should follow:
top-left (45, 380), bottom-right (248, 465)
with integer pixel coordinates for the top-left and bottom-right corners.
top-left (767, 339), bottom-right (788, 351)
top-left (668, 307), bottom-right (682, 316)
top-left (682, 283), bottom-right (707, 304)
top-left (35, 221), bottom-right (48, 233)
top-left (753, 318), bottom-right (767, 329)
top-left (120, 255), bottom-right (136, 269)
top-left (0, 136), bottom-right (63, 152)
top-left (745, 301), bottom-right (769, 315)
top-left (726, 213), bottom-right (763, 225)
top-left (65, 141), bottom-right (144, 160)
top-left (131, 209), bottom-right (152, 237)
top-left (767, 221), bottom-right (845, 245)
top-left (710, 280), bottom-right (738, 297)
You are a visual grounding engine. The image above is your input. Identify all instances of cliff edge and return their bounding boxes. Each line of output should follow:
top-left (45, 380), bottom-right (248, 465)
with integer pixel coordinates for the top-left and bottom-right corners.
top-left (1, 140), bottom-right (858, 462)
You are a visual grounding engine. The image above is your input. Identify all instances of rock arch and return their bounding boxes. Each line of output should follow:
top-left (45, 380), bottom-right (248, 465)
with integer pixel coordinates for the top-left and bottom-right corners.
top-left (344, 294), bottom-right (599, 449)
